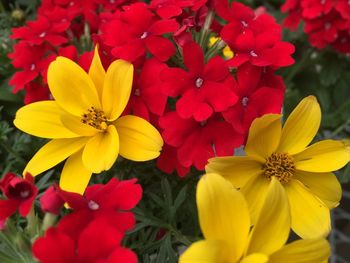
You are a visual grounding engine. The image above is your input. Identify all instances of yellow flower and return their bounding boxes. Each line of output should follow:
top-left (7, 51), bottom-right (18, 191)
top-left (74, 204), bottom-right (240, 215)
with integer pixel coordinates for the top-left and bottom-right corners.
top-left (14, 47), bottom-right (163, 194)
top-left (206, 96), bottom-right (350, 239)
top-left (180, 173), bottom-right (330, 263)
top-left (208, 36), bottom-right (234, 59)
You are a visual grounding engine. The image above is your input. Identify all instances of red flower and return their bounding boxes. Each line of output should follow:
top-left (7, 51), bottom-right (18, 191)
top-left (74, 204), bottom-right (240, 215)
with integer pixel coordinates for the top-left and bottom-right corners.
top-left (11, 15), bottom-right (69, 46)
top-left (32, 218), bottom-right (137, 263)
top-left (124, 58), bottom-right (168, 120)
top-left (57, 178), bottom-right (142, 239)
top-left (40, 185), bottom-right (65, 215)
top-left (301, 0), bottom-right (334, 19)
top-left (0, 173), bottom-right (37, 228)
top-left (150, 0), bottom-right (194, 19)
top-left (157, 144), bottom-right (190, 176)
top-left (305, 10), bottom-right (349, 49)
top-left (100, 3), bottom-right (179, 62)
top-left (159, 112), bottom-right (244, 170)
top-left (8, 43), bottom-right (53, 93)
top-left (335, 1), bottom-right (350, 20)
top-left (224, 29), bottom-right (295, 68)
top-left (222, 63), bottom-right (285, 134)
top-left (161, 42), bottom-right (238, 121)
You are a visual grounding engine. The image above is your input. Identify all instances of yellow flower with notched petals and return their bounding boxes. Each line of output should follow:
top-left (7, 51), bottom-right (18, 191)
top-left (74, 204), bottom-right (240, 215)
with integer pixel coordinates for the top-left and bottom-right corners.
top-left (14, 47), bottom-right (163, 194)
top-left (180, 173), bottom-right (330, 263)
top-left (206, 96), bottom-right (350, 239)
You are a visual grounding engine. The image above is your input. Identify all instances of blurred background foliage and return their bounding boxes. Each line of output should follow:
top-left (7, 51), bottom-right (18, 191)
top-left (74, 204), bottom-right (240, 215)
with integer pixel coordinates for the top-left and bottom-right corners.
top-left (0, 0), bottom-right (349, 262)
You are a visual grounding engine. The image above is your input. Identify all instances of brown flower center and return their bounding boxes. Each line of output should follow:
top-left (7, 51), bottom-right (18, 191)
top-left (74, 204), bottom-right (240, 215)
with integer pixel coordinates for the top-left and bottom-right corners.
top-left (81, 106), bottom-right (108, 130)
top-left (263, 152), bottom-right (295, 183)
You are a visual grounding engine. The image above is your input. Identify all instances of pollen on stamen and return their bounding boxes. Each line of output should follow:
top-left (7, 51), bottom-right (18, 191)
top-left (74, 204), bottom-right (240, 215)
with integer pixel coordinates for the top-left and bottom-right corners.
top-left (81, 106), bottom-right (108, 130)
top-left (263, 152), bottom-right (295, 183)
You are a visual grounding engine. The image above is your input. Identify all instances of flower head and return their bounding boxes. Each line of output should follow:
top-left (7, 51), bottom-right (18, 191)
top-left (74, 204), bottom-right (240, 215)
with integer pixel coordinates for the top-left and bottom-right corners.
top-left (14, 46), bottom-right (163, 194)
top-left (180, 173), bottom-right (330, 263)
top-left (0, 173), bottom-right (37, 228)
top-left (206, 96), bottom-right (350, 238)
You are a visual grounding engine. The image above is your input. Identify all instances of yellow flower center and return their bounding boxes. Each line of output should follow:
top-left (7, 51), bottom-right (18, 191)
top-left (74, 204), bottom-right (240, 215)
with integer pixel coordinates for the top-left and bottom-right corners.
top-left (81, 106), bottom-right (108, 130)
top-left (263, 152), bottom-right (295, 183)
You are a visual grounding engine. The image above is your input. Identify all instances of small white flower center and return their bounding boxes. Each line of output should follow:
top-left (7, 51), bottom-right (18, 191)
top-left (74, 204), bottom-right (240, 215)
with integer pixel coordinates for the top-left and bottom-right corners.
top-left (30, 64), bottom-right (35, 71)
top-left (241, 20), bottom-right (248, 27)
top-left (39, 32), bottom-right (46, 38)
top-left (110, 0), bottom-right (115, 3)
top-left (241, 97), bottom-right (249, 106)
top-left (195, 77), bottom-right (204, 88)
top-left (250, 51), bottom-right (258, 57)
top-left (20, 190), bottom-right (30, 198)
top-left (140, 32), bottom-right (148, 39)
top-left (320, 0), bottom-right (326, 4)
top-left (325, 22), bottom-right (331, 30)
top-left (134, 88), bottom-right (141, 96)
top-left (88, 200), bottom-right (99, 210)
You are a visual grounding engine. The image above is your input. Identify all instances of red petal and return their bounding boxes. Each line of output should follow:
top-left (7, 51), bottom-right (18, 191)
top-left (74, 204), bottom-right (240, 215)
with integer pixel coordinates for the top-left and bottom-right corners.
top-left (145, 36), bottom-right (175, 61)
top-left (148, 19), bottom-right (179, 35)
top-left (183, 42), bottom-right (204, 75)
top-left (32, 228), bottom-right (77, 263)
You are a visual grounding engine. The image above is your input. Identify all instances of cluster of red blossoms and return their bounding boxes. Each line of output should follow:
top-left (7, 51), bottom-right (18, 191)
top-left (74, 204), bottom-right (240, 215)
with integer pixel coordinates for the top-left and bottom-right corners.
top-left (282, 0), bottom-right (350, 53)
top-left (9, 0), bottom-right (294, 176)
top-left (0, 173), bottom-right (141, 262)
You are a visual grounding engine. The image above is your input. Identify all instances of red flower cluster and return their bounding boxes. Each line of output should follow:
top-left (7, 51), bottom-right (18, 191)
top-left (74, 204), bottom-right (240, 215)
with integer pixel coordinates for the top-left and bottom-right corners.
top-left (33, 178), bottom-right (142, 263)
top-left (282, 0), bottom-right (350, 53)
top-left (0, 173), bottom-right (37, 229)
top-left (9, 0), bottom-right (129, 103)
top-left (9, 0), bottom-right (293, 176)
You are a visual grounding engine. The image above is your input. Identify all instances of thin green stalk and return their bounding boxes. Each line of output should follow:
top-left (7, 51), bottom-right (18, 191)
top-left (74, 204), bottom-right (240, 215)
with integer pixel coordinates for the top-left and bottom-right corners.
top-left (198, 10), bottom-right (214, 50)
top-left (330, 117), bottom-right (350, 138)
top-left (0, 140), bottom-right (26, 165)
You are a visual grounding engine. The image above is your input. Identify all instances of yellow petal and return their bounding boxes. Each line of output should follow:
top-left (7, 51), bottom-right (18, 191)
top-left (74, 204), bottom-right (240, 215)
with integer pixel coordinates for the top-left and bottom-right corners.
top-left (241, 174), bottom-right (270, 224)
top-left (205, 156), bottom-right (263, 188)
top-left (245, 114), bottom-right (282, 161)
top-left (294, 171), bottom-right (341, 209)
top-left (197, 173), bottom-right (250, 262)
top-left (102, 60), bottom-right (133, 121)
top-left (14, 101), bottom-right (79, 139)
top-left (269, 238), bottom-right (330, 263)
top-left (88, 45), bottom-right (105, 99)
top-left (61, 114), bottom-right (99, 136)
top-left (278, 96), bottom-right (321, 155)
top-left (48, 56), bottom-right (101, 116)
top-left (294, 140), bottom-right (350, 172)
top-left (247, 178), bottom-right (290, 255)
top-left (82, 125), bottom-right (119, 173)
top-left (60, 150), bottom-right (92, 194)
top-left (24, 137), bottom-right (88, 176)
top-left (285, 179), bottom-right (330, 239)
top-left (114, 115), bottom-right (163, 161)
top-left (179, 240), bottom-right (230, 263)
top-left (240, 254), bottom-right (269, 263)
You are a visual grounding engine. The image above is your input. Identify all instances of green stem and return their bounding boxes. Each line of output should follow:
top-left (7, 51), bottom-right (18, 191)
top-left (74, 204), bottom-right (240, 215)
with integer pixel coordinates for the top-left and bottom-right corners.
top-left (330, 117), bottom-right (350, 138)
top-left (0, 140), bottom-right (26, 165)
top-left (285, 48), bottom-right (312, 84)
top-left (26, 207), bottom-right (38, 238)
top-left (205, 39), bottom-right (226, 61)
top-left (42, 213), bottom-right (57, 232)
top-left (198, 10), bottom-right (214, 50)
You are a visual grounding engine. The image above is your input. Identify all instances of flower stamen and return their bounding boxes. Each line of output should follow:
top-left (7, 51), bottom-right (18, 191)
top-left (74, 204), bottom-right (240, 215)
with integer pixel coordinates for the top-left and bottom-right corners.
top-left (81, 106), bottom-right (108, 130)
top-left (263, 152), bottom-right (295, 183)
